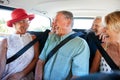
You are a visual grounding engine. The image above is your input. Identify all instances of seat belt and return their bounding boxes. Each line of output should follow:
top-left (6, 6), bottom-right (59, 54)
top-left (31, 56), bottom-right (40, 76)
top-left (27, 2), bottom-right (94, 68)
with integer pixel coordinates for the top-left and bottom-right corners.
top-left (45, 32), bottom-right (84, 64)
top-left (6, 37), bottom-right (39, 64)
top-left (90, 32), bottom-right (119, 70)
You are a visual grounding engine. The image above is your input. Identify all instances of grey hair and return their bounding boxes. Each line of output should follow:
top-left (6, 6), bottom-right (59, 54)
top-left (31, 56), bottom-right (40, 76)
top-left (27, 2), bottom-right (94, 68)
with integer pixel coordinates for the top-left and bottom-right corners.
top-left (57, 10), bottom-right (74, 27)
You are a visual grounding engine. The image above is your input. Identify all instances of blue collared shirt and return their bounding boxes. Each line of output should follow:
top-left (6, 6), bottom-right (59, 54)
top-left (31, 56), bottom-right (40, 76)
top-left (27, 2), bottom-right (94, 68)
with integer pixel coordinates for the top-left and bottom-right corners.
top-left (39, 31), bottom-right (90, 80)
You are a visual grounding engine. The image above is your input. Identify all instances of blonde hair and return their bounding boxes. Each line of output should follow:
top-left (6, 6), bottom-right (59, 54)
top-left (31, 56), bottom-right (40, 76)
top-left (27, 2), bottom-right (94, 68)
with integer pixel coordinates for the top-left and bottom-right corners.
top-left (105, 11), bottom-right (120, 33)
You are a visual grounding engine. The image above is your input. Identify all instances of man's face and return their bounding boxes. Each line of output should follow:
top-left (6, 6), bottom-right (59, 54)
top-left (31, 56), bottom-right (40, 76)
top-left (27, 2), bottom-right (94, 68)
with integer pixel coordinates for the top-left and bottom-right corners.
top-left (54, 13), bottom-right (70, 36)
top-left (91, 18), bottom-right (102, 35)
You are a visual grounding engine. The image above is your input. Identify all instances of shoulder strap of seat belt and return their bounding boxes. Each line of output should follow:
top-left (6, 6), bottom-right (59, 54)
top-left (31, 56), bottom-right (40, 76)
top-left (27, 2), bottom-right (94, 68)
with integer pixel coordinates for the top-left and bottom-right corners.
top-left (6, 37), bottom-right (39, 64)
top-left (45, 32), bottom-right (84, 64)
top-left (91, 32), bottom-right (119, 70)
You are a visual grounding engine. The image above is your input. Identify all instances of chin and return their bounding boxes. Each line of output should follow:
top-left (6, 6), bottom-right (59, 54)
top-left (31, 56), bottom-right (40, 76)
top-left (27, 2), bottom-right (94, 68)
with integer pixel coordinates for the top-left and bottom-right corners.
top-left (21, 32), bottom-right (26, 34)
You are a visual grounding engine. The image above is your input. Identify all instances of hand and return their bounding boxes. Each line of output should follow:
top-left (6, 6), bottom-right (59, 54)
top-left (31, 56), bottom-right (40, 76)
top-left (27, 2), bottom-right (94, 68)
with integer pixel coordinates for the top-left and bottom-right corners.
top-left (35, 76), bottom-right (42, 80)
top-left (7, 72), bottom-right (23, 80)
top-left (98, 33), bottom-right (108, 43)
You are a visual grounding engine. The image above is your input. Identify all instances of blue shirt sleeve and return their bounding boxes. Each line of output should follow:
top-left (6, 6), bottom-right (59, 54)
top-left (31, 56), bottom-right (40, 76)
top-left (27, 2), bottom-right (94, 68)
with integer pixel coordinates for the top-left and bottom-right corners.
top-left (72, 39), bottom-right (90, 76)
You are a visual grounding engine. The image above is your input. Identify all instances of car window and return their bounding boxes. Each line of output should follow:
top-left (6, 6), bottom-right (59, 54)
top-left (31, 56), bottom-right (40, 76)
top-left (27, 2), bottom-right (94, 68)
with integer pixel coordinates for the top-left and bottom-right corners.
top-left (73, 17), bottom-right (94, 29)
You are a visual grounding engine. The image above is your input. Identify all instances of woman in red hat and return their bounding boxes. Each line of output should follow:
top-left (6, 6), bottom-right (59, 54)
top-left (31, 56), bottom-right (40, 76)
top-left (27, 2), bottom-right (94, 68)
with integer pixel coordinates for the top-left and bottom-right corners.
top-left (0, 8), bottom-right (39, 80)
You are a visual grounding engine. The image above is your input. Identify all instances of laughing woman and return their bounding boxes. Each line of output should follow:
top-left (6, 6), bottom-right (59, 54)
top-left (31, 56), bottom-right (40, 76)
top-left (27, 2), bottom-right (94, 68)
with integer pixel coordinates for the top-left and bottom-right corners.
top-left (90, 11), bottom-right (120, 73)
top-left (0, 8), bottom-right (39, 80)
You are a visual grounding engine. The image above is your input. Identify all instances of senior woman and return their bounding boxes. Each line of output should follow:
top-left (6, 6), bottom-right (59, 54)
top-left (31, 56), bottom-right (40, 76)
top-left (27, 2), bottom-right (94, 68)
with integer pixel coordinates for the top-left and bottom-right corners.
top-left (90, 11), bottom-right (120, 73)
top-left (0, 8), bottom-right (39, 80)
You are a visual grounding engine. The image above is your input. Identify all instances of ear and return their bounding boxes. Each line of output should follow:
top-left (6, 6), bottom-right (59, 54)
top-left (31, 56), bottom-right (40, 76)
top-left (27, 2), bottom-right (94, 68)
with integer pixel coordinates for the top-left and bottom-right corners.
top-left (66, 19), bottom-right (72, 27)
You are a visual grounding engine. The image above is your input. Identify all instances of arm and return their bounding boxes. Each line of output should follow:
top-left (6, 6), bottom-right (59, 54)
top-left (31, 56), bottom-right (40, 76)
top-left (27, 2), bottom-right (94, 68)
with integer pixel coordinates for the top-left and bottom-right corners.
top-left (71, 39), bottom-right (90, 79)
top-left (0, 39), bottom-right (7, 78)
top-left (35, 59), bottom-right (45, 80)
top-left (20, 35), bottom-right (40, 77)
top-left (90, 50), bottom-right (101, 73)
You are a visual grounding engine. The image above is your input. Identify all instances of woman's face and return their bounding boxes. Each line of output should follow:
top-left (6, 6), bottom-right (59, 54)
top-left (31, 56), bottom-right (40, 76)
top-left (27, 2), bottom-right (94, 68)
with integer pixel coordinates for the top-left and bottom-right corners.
top-left (13, 18), bottom-right (30, 34)
top-left (104, 26), bottom-right (117, 42)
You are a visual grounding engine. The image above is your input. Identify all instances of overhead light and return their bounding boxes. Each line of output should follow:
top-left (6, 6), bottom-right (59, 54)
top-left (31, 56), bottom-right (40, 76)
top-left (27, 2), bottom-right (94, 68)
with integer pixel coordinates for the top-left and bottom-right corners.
top-left (0, 0), bottom-right (9, 5)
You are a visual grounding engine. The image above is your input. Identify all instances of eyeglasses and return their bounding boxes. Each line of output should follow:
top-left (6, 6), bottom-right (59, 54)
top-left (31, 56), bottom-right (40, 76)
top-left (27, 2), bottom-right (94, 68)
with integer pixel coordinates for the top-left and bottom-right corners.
top-left (16, 19), bottom-right (31, 24)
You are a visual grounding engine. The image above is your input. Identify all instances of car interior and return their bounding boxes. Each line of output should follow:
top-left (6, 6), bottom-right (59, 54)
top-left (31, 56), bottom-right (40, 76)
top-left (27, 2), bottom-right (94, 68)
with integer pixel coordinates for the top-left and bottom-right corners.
top-left (0, 0), bottom-right (120, 79)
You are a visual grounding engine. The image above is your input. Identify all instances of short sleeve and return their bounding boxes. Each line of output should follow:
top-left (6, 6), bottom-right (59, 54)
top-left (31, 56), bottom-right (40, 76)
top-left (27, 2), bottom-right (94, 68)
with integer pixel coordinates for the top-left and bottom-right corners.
top-left (72, 39), bottom-right (90, 76)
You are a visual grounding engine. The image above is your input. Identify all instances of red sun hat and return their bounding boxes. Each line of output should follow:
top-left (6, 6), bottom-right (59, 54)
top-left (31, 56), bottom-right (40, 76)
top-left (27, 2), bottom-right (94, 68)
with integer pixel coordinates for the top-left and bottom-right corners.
top-left (7, 8), bottom-right (35, 27)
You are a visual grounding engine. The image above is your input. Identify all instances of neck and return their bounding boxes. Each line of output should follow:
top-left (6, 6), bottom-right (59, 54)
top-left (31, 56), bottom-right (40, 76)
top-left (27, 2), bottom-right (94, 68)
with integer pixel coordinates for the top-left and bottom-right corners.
top-left (15, 32), bottom-right (25, 36)
top-left (59, 28), bottom-right (72, 36)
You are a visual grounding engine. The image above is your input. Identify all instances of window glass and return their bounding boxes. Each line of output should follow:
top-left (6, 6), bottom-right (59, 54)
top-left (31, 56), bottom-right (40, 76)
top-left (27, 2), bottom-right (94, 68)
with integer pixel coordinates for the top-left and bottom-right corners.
top-left (28, 14), bottom-right (51, 32)
top-left (0, 9), bottom-right (13, 34)
top-left (73, 17), bottom-right (94, 29)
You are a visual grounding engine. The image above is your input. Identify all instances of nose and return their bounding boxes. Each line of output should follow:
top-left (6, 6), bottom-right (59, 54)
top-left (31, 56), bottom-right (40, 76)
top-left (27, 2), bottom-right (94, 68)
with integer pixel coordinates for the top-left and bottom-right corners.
top-left (91, 25), bottom-right (96, 30)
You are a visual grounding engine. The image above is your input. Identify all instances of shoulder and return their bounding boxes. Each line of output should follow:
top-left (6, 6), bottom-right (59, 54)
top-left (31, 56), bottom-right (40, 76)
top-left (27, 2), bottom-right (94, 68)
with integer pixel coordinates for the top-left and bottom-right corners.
top-left (0, 38), bottom-right (7, 48)
top-left (73, 36), bottom-right (88, 45)
top-left (29, 33), bottom-right (36, 40)
top-left (47, 33), bottom-right (57, 40)
top-left (0, 38), bottom-right (7, 43)
top-left (31, 35), bottom-right (36, 39)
